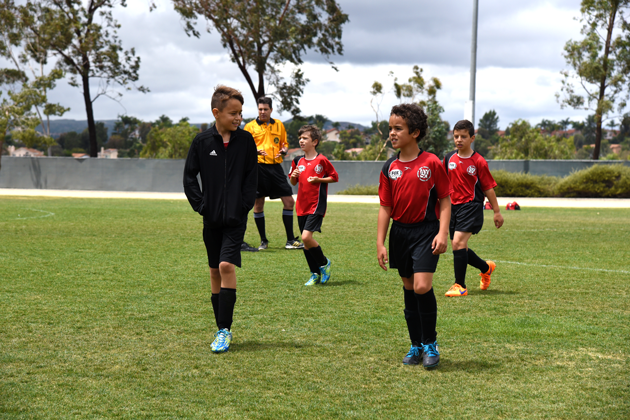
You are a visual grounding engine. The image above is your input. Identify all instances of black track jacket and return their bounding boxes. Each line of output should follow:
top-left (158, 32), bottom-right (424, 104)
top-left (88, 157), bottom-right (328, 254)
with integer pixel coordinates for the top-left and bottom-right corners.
top-left (183, 125), bottom-right (258, 228)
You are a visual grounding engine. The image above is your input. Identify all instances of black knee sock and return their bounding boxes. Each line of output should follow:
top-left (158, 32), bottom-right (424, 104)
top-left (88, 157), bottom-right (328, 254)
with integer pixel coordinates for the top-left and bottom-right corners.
top-left (453, 249), bottom-right (468, 288)
top-left (303, 248), bottom-right (321, 273)
top-left (467, 248), bottom-right (490, 273)
top-left (282, 209), bottom-right (295, 242)
top-left (308, 246), bottom-right (327, 267)
top-left (218, 288), bottom-right (237, 331)
top-left (211, 293), bottom-right (220, 329)
top-left (254, 212), bottom-right (267, 242)
top-left (403, 287), bottom-right (422, 347)
top-left (416, 288), bottom-right (437, 344)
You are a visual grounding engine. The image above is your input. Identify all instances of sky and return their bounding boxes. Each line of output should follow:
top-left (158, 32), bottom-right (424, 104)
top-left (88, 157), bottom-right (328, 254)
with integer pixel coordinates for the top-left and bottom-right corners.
top-left (39, 0), bottom-right (591, 129)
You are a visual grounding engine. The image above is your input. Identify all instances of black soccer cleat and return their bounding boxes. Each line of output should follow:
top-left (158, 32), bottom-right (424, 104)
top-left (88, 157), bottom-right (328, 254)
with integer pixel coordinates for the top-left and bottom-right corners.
top-left (241, 242), bottom-right (259, 252)
top-left (402, 345), bottom-right (423, 365)
top-left (258, 240), bottom-right (269, 250)
top-left (285, 237), bottom-right (304, 249)
top-left (422, 341), bottom-right (440, 369)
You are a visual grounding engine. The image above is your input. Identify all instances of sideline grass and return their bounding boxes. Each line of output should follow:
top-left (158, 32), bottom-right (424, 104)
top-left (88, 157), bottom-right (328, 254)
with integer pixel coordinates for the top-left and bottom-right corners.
top-left (1, 197), bottom-right (629, 419)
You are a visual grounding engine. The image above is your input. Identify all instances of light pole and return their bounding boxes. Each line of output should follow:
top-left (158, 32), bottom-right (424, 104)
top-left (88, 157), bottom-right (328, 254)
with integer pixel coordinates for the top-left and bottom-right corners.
top-left (465, 0), bottom-right (479, 125)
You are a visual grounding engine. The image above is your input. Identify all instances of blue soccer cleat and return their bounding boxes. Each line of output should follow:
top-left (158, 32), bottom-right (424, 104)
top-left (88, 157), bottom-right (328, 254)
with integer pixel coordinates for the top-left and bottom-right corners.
top-left (403, 345), bottom-right (423, 365)
top-left (210, 328), bottom-right (232, 353)
top-left (319, 258), bottom-right (332, 284)
top-left (305, 272), bottom-right (321, 286)
top-left (422, 341), bottom-right (440, 369)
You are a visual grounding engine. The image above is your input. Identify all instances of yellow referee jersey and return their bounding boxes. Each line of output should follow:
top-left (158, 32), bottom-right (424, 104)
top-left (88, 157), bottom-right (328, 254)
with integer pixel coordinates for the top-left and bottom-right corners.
top-left (243, 118), bottom-right (288, 164)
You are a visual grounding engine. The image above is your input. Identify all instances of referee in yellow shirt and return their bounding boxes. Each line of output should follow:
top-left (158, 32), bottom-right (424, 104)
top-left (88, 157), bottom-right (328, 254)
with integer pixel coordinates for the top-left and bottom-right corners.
top-left (243, 97), bottom-right (303, 250)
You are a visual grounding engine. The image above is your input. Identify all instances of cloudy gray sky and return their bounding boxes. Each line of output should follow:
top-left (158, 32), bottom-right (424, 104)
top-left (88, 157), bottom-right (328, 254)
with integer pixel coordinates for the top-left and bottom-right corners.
top-left (43, 0), bottom-right (588, 129)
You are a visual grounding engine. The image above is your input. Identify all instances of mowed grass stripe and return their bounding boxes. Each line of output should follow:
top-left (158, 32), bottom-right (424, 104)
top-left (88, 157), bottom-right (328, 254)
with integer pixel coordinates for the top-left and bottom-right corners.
top-left (1, 197), bottom-right (628, 419)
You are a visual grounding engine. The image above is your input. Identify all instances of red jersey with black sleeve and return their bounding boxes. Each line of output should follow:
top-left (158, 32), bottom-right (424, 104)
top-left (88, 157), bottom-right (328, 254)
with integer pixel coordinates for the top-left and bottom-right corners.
top-left (379, 150), bottom-right (452, 224)
top-left (289, 154), bottom-right (339, 216)
top-left (443, 151), bottom-right (497, 205)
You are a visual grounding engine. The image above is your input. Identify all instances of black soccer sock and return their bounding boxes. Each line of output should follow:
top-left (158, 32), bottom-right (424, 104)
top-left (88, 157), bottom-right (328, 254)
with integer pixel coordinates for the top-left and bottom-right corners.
top-left (217, 288), bottom-right (237, 331)
top-left (308, 245), bottom-right (327, 267)
top-left (416, 288), bottom-right (438, 345)
top-left (467, 248), bottom-right (490, 273)
top-left (303, 248), bottom-right (320, 273)
top-left (282, 209), bottom-right (295, 241)
top-left (254, 212), bottom-right (267, 242)
top-left (210, 293), bottom-right (220, 329)
top-left (453, 248), bottom-right (468, 288)
top-left (403, 287), bottom-right (422, 347)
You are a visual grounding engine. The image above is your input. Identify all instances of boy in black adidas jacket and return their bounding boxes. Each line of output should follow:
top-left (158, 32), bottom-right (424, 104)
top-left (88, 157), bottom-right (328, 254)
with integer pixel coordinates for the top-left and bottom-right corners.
top-left (183, 85), bottom-right (258, 353)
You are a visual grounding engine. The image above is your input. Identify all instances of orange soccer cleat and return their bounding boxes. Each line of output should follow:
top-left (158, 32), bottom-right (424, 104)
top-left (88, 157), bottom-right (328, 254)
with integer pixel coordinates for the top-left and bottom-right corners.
top-left (479, 261), bottom-right (496, 290)
top-left (445, 284), bottom-right (468, 297)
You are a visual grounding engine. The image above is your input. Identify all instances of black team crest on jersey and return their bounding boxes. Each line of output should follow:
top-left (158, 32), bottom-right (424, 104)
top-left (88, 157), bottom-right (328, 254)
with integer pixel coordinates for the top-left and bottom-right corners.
top-left (389, 169), bottom-right (403, 180)
top-left (417, 166), bottom-right (431, 182)
top-left (274, 137), bottom-right (280, 144)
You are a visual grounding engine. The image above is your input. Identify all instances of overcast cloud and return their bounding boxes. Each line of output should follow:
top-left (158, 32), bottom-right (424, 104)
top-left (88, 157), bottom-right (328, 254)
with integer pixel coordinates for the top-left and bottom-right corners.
top-left (39, 0), bottom-right (590, 129)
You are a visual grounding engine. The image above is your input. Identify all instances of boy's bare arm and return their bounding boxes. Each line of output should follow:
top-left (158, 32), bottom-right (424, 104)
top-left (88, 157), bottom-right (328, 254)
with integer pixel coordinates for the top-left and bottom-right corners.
top-left (377, 206), bottom-right (392, 270)
top-left (432, 196), bottom-right (451, 255)
top-left (307, 176), bottom-right (337, 184)
top-left (289, 168), bottom-right (299, 186)
top-left (484, 188), bottom-right (504, 228)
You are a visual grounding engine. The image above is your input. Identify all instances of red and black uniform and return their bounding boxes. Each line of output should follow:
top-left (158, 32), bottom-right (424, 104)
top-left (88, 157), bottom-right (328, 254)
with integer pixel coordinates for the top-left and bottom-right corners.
top-left (290, 153), bottom-right (339, 233)
top-left (443, 151), bottom-right (497, 238)
top-left (379, 150), bottom-right (452, 276)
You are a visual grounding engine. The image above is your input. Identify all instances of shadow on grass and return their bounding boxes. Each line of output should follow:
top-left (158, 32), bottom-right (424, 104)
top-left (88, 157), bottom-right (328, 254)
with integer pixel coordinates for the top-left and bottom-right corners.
top-left (234, 340), bottom-right (312, 352)
top-left (438, 359), bottom-right (499, 372)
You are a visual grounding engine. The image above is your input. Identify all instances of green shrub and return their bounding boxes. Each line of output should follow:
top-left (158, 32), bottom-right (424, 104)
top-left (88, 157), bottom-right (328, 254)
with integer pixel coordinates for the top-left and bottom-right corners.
top-left (555, 164), bottom-right (630, 198)
top-left (337, 184), bottom-right (379, 195)
top-left (491, 170), bottom-right (558, 197)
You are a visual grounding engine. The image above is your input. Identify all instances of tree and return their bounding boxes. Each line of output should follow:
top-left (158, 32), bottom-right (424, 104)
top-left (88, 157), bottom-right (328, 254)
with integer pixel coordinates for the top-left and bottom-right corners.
top-left (536, 119), bottom-right (561, 133)
top-left (21, 0), bottom-right (148, 157)
top-left (557, 0), bottom-right (630, 159)
top-left (140, 119), bottom-right (199, 159)
top-left (371, 65), bottom-right (450, 158)
top-left (0, 0), bottom-right (67, 168)
top-left (170, 0), bottom-right (348, 116)
top-left (493, 120), bottom-right (575, 160)
top-left (478, 110), bottom-right (500, 139)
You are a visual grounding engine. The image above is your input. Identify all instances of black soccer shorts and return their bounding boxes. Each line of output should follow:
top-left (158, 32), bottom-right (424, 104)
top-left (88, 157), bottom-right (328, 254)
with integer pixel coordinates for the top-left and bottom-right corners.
top-left (256, 163), bottom-right (294, 199)
top-left (298, 214), bottom-right (324, 234)
top-left (203, 221), bottom-right (247, 268)
top-left (389, 220), bottom-right (440, 277)
top-left (449, 201), bottom-right (484, 239)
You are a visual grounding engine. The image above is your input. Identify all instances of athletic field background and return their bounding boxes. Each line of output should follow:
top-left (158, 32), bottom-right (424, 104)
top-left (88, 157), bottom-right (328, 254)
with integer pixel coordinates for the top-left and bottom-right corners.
top-left (1, 197), bottom-right (628, 419)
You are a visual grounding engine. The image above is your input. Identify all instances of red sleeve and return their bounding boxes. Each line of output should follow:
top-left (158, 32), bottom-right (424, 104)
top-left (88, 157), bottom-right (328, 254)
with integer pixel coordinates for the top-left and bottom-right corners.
top-left (324, 158), bottom-right (339, 182)
top-left (378, 170), bottom-right (392, 207)
top-left (433, 157), bottom-right (452, 199)
top-left (289, 159), bottom-right (297, 178)
top-left (477, 159), bottom-right (497, 191)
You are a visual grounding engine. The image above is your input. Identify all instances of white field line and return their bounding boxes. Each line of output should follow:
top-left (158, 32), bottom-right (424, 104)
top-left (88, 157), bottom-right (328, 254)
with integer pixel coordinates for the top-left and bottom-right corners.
top-left (16, 209), bottom-right (55, 220)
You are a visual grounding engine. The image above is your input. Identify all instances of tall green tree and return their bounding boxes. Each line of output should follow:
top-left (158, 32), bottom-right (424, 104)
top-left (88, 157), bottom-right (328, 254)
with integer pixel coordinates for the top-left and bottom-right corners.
top-left (478, 110), bottom-right (500, 139)
top-left (557, 0), bottom-right (630, 159)
top-left (170, 0), bottom-right (348, 116)
top-left (140, 119), bottom-right (199, 159)
top-left (20, 0), bottom-right (148, 157)
top-left (494, 120), bottom-right (575, 160)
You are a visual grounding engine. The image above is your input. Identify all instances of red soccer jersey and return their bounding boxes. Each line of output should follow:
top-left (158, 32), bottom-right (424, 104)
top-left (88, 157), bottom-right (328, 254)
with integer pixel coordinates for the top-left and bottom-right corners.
top-left (379, 151), bottom-right (452, 224)
top-left (443, 151), bottom-right (497, 205)
top-left (290, 154), bottom-right (339, 216)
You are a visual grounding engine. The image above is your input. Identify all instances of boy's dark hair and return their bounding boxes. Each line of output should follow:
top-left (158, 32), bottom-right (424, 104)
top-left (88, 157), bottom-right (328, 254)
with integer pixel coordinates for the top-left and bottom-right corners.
top-left (298, 124), bottom-right (322, 147)
top-left (390, 103), bottom-right (428, 142)
top-left (211, 85), bottom-right (244, 111)
top-left (453, 120), bottom-right (475, 137)
top-left (257, 97), bottom-right (273, 108)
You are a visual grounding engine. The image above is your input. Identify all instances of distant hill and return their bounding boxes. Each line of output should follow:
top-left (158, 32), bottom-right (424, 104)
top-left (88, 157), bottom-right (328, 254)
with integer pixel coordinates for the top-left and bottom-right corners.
top-left (41, 118), bottom-right (368, 139)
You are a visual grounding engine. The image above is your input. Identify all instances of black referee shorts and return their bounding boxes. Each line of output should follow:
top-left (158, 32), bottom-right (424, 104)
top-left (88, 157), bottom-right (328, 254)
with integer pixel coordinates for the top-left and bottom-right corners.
top-left (449, 201), bottom-right (484, 239)
top-left (389, 220), bottom-right (440, 278)
top-left (256, 163), bottom-right (293, 199)
top-left (203, 221), bottom-right (247, 268)
top-left (298, 214), bottom-right (323, 233)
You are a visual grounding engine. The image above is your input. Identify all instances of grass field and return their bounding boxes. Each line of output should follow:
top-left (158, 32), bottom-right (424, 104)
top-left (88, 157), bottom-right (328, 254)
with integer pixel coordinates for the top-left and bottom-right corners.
top-left (1, 197), bottom-right (629, 419)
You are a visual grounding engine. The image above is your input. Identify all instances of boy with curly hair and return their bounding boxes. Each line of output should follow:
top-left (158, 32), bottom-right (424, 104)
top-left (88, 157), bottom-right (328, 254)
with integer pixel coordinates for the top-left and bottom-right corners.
top-left (377, 103), bottom-right (452, 369)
